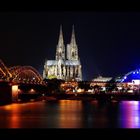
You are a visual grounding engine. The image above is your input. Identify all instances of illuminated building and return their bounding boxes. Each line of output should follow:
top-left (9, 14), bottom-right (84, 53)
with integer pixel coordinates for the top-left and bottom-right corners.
top-left (120, 69), bottom-right (140, 84)
top-left (43, 25), bottom-right (82, 81)
top-left (112, 69), bottom-right (140, 92)
top-left (90, 76), bottom-right (112, 86)
top-left (92, 76), bottom-right (112, 82)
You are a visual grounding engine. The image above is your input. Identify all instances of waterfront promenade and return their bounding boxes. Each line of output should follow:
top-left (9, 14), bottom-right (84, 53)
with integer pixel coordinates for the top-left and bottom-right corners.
top-left (23, 92), bottom-right (140, 103)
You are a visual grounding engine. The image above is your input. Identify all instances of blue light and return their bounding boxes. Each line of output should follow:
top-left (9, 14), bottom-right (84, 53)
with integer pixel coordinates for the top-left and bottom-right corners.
top-left (133, 72), bottom-right (135, 74)
top-left (137, 71), bottom-right (139, 74)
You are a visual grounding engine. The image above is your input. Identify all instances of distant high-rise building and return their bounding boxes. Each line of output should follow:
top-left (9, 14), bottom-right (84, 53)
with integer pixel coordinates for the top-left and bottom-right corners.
top-left (43, 25), bottom-right (82, 81)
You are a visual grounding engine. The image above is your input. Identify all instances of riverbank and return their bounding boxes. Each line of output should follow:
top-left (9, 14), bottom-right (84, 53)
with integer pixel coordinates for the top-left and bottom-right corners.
top-left (2, 93), bottom-right (140, 105)
top-left (43, 93), bottom-right (140, 102)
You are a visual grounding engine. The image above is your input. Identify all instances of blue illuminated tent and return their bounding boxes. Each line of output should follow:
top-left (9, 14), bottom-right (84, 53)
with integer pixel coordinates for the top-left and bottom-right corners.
top-left (120, 69), bottom-right (140, 83)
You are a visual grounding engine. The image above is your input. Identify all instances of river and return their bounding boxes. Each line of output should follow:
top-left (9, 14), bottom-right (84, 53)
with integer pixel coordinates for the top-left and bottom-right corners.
top-left (0, 100), bottom-right (140, 128)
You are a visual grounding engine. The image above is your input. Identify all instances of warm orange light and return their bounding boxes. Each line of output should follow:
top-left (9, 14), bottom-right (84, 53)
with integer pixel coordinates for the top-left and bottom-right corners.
top-left (12, 85), bottom-right (19, 102)
top-left (77, 88), bottom-right (84, 93)
top-left (5, 105), bottom-right (12, 110)
top-left (58, 100), bottom-right (82, 128)
top-left (12, 85), bottom-right (18, 92)
top-left (30, 89), bottom-right (35, 92)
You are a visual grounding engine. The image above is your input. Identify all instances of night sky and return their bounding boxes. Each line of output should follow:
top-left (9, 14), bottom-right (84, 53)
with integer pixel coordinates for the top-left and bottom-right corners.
top-left (0, 12), bottom-right (140, 80)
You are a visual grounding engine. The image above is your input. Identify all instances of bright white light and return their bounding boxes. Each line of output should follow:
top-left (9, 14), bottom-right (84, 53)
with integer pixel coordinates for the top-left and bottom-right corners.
top-left (132, 80), bottom-right (140, 85)
top-left (133, 101), bottom-right (139, 105)
top-left (118, 87), bottom-right (122, 90)
top-left (127, 90), bottom-right (133, 93)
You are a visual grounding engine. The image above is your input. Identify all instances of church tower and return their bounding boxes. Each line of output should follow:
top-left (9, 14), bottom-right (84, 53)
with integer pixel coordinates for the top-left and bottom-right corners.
top-left (67, 25), bottom-right (78, 60)
top-left (43, 25), bottom-right (82, 81)
top-left (56, 25), bottom-right (65, 60)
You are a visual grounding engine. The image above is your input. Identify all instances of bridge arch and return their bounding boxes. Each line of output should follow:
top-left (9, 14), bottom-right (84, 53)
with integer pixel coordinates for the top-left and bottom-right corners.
top-left (0, 59), bottom-right (12, 81)
top-left (9, 66), bottom-right (43, 84)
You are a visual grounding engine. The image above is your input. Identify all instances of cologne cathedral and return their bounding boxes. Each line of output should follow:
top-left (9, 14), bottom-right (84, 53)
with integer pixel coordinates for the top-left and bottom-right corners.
top-left (43, 25), bottom-right (82, 81)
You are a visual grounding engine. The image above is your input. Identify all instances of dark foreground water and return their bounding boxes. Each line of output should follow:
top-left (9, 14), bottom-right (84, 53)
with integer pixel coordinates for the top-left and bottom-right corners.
top-left (0, 100), bottom-right (140, 128)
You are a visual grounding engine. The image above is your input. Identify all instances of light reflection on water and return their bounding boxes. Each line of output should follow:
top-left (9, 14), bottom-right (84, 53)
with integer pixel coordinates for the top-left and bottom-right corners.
top-left (0, 100), bottom-right (140, 128)
top-left (58, 100), bottom-right (83, 128)
top-left (119, 101), bottom-right (140, 128)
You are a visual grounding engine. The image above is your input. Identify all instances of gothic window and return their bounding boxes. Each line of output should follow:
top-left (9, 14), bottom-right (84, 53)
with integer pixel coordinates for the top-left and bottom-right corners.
top-left (72, 51), bottom-right (74, 57)
top-left (58, 51), bottom-right (61, 58)
top-left (59, 48), bottom-right (62, 58)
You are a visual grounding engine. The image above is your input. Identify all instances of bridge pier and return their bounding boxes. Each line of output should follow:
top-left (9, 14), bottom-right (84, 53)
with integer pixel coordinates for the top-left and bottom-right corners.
top-left (0, 82), bottom-right (12, 105)
top-left (12, 85), bottom-right (19, 102)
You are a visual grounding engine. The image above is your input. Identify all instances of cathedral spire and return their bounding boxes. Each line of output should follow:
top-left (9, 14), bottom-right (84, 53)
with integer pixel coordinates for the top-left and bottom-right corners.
top-left (58, 25), bottom-right (64, 46)
top-left (70, 25), bottom-right (77, 45)
top-left (68, 25), bottom-right (78, 60)
top-left (56, 25), bottom-right (65, 60)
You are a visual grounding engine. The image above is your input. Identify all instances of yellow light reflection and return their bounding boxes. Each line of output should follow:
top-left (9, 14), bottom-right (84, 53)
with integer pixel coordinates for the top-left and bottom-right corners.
top-left (58, 100), bottom-right (83, 128)
top-left (1, 103), bottom-right (21, 128)
top-left (5, 105), bottom-right (12, 110)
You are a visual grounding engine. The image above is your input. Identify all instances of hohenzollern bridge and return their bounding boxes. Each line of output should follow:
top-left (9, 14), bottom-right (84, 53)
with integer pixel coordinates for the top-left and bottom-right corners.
top-left (0, 59), bottom-right (47, 104)
top-left (0, 59), bottom-right (45, 85)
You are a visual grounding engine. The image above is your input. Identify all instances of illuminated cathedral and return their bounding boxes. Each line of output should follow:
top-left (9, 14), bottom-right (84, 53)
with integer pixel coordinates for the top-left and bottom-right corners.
top-left (43, 25), bottom-right (82, 81)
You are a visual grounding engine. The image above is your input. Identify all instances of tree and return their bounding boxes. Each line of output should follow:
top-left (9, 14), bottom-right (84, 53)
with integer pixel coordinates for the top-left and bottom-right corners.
top-left (78, 81), bottom-right (91, 91)
top-left (45, 78), bottom-right (65, 95)
top-left (105, 79), bottom-right (117, 92)
top-left (47, 75), bottom-right (57, 79)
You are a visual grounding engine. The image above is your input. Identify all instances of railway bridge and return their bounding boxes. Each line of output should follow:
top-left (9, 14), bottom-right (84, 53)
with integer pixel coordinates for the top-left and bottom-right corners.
top-left (0, 59), bottom-right (47, 104)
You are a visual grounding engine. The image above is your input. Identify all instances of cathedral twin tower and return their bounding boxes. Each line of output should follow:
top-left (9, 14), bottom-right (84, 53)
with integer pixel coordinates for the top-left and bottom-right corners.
top-left (43, 25), bottom-right (82, 81)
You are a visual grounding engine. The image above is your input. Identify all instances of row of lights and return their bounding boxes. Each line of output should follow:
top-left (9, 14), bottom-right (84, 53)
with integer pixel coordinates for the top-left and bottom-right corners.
top-left (122, 70), bottom-right (140, 82)
top-left (133, 71), bottom-right (140, 74)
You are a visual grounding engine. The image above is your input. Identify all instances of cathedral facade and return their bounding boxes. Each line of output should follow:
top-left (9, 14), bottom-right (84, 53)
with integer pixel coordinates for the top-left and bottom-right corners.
top-left (43, 25), bottom-right (82, 81)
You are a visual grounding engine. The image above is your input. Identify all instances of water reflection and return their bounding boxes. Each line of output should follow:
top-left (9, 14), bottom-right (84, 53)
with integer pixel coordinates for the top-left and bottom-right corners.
top-left (0, 102), bottom-right (49, 128)
top-left (81, 100), bottom-right (109, 128)
top-left (0, 100), bottom-right (140, 128)
top-left (119, 101), bottom-right (140, 128)
top-left (58, 100), bottom-right (83, 128)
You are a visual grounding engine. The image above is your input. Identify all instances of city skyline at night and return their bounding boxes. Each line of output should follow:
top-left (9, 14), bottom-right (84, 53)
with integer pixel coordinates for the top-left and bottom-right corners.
top-left (2, 0), bottom-right (140, 135)
top-left (1, 12), bottom-right (140, 80)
